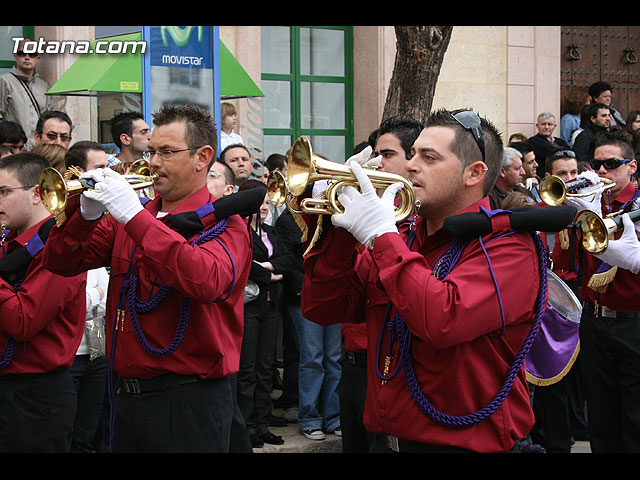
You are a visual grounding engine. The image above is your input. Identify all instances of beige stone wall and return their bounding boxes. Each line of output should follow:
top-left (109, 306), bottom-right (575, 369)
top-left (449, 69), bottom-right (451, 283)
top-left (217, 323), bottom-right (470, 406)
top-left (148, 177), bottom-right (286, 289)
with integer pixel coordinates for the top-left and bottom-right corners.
top-left (353, 25), bottom-right (562, 147)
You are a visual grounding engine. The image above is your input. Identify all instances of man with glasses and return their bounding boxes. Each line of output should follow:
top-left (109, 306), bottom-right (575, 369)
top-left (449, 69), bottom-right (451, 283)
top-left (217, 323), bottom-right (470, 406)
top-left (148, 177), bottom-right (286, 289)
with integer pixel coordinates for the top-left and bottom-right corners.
top-left (563, 129), bottom-right (640, 452)
top-left (0, 39), bottom-right (53, 150)
top-left (300, 108), bottom-right (545, 452)
top-left (572, 103), bottom-right (611, 165)
top-left (43, 104), bottom-right (254, 452)
top-left (33, 110), bottom-right (73, 149)
top-left (0, 152), bottom-right (86, 452)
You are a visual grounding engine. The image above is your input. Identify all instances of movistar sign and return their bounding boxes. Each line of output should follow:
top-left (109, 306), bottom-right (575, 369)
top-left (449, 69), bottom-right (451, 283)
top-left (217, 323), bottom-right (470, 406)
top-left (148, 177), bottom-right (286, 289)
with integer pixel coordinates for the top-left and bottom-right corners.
top-left (149, 26), bottom-right (213, 69)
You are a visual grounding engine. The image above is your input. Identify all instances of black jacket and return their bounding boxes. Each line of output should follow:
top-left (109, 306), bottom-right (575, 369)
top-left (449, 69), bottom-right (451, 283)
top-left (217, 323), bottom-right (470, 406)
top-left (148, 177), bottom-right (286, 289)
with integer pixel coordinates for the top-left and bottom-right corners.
top-left (246, 222), bottom-right (296, 311)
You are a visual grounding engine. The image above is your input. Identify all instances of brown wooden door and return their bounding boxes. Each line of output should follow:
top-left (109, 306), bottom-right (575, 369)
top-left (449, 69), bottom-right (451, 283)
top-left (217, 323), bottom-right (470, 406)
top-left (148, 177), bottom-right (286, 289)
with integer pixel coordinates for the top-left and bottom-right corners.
top-left (561, 26), bottom-right (640, 120)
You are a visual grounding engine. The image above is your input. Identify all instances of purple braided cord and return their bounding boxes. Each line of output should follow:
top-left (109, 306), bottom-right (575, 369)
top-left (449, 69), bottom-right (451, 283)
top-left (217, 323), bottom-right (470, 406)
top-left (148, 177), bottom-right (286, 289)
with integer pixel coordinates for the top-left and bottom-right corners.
top-left (0, 278), bottom-right (25, 369)
top-left (390, 232), bottom-right (547, 428)
top-left (123, 217), bottom-right (230, 357)
top-left (106, 217), bottom-right (231, 452)
top-left (0, 336), bottom-right (17, 369)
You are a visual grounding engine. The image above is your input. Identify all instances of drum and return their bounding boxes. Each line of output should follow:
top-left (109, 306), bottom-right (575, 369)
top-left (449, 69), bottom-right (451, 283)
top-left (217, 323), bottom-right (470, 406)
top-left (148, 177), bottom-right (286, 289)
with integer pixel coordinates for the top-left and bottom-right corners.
top-left (525, 270), bottom-right (582, 386)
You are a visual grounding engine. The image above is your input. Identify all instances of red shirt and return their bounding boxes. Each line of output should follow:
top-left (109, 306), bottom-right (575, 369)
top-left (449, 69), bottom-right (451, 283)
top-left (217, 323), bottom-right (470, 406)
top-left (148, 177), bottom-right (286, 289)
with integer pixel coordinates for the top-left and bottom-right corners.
top-left (0, 217), bottom-right (86, 375)
top-left (301, 198), bottom-right (538, 452)
top-left (43, 186), bottom-right (252, 380)
top-left (341, 219), bottom-right (417, 354)
top-left (578, 181), bottom-right (640, 311)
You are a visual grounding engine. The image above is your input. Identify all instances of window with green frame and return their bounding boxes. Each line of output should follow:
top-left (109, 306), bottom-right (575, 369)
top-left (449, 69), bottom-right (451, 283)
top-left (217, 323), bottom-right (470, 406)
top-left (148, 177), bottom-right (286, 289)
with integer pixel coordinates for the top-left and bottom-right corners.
top-left (0, 26), bottom-right (35, 74)
top-left (261, 26), bottom-right (353, 164)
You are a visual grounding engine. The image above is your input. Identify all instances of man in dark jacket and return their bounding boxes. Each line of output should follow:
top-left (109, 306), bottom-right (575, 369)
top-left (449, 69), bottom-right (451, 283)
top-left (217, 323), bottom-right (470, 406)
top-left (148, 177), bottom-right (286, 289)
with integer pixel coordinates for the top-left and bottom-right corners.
top-left (572, 103), bottom-right (611, 164)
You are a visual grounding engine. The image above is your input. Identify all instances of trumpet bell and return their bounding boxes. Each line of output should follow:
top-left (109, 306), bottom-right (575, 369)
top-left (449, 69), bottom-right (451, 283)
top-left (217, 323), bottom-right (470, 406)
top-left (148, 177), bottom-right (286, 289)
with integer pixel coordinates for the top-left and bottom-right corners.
top-left (266, 170), bottom-right (287, 208)
top-left (39, 167), bottom-right (82, 217)
top-left (286, 136), bottom-right (416, 223)
top-left (575, 210), bottom-right (610, 254)
top-left (539, 174), bottom-right (615, 207)
top-left (38, 167), bottom-right (158, 219)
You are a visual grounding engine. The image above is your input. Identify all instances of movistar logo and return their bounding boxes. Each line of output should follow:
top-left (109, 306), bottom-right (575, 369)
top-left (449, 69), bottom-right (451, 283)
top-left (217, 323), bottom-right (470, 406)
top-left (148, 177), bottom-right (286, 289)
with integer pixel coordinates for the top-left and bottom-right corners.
top-left (160, 26), bottom-right (203, 48)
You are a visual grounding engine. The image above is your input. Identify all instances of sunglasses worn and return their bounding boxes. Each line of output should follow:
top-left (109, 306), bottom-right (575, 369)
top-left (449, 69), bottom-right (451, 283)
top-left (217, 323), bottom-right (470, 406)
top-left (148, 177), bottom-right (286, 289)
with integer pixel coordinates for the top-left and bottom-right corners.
top-left (15, 51), bottom-right (39, 58)
top-left (591, 157), bottom-right (631, 170)
top-left (451, 110), bottom-right (485, 163)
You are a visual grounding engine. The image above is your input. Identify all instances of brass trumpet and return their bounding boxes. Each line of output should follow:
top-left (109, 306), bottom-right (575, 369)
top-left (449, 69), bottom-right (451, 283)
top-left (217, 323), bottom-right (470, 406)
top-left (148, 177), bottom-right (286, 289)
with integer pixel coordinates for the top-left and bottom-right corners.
top-left (268, 136), bottom-right (416, 223)
top-left (39, 166), bottom-right (158, 219)
top-left (539, 174), bottom-right (615, 206)
top-left (574, 208), bottom-right (640, 254)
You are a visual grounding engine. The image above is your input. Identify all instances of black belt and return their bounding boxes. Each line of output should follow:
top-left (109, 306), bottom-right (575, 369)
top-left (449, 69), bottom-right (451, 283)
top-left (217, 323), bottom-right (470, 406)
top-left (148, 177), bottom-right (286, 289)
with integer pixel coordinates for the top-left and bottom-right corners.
top-left (585, 302), bottom-right (640, 320)
top-left (343, 350), bottom-right (367, 367)
top-left (119, 373), bottom-right (200, 394)
top-left (377, 434), bottom-right (519, 453)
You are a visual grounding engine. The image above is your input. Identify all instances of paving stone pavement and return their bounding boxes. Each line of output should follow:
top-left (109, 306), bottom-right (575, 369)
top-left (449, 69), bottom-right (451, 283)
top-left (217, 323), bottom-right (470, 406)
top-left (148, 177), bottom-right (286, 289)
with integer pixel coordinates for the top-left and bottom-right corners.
top-left (253, 407), bottom-right (591, 453)
top-left (252, 406), bottom-right (342, 453)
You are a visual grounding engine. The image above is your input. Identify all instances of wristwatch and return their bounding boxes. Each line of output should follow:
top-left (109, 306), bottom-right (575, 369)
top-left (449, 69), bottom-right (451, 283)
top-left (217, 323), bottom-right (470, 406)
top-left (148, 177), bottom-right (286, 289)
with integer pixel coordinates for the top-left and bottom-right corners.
top-left (366, 234), bottom-right (380, 250)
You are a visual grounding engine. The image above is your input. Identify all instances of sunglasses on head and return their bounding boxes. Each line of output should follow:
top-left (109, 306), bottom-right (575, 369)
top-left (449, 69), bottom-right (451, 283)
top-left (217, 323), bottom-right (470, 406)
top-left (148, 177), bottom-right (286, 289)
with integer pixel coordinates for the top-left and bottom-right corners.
top-left (551, 149), bottom-right (576, 160)
top-left (591, 157), bottom-right (632, 170)
top-left (451, 110), bottom-right (485, 163)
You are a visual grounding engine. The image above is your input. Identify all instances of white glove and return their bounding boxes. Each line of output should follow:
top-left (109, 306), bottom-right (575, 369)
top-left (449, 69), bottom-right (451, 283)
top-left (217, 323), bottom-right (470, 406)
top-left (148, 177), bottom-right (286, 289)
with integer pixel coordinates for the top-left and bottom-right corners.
top-left (311, 179), bottom-right (330, 199)
top-left (79, 169), bottom-right (107, 221)
top-left (594, 213), bottom-right (640, 274)
top-left (631, 196), bottom-right (640, 233)
top-left (83, 168), bottom-right (143, 224)
top-left (345, 145), bottom-right (382, 170)
top-left (331, 162), bottom-right (401, 248)
top-left (563, 173), bottom-right (603, 217)
top-left (576, 170), bottom-right (601, 191)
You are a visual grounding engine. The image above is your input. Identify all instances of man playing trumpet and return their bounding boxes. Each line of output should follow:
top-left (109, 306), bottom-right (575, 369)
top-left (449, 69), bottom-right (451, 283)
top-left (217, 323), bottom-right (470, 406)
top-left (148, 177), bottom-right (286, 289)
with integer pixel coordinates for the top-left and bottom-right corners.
top-left (301, 109), bottom-right (545, 452)
top-left (42, 105), bottom-right (254, 453)
top-left (562, 129), bottom-right (640, 453)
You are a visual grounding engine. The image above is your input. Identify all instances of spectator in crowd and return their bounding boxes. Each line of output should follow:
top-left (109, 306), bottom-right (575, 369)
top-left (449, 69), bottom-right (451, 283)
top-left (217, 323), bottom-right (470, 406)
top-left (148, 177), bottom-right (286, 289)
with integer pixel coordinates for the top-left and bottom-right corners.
top-left (107, 111), bottom-right (151, 168)
top-left (0, 39), bottom-right (53, 150)
top-left (528, 112), bottom-right (570, 179)
top-left (220, 143), bottom-right (252, 188)
top-left (0, 120), bottom-right (27, 154)
top-left (573, 103), bottom-right (610, 164)
top-left (219, 102), bottom-right (244, 151)
top-left (33, 111), bottom-right (73, 150)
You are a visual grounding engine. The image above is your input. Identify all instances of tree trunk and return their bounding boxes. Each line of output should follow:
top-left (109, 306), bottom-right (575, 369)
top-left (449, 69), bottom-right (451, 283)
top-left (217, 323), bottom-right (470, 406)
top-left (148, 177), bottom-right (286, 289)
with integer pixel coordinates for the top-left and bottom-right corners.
top-left (382, 26), bottom-right (453, 126)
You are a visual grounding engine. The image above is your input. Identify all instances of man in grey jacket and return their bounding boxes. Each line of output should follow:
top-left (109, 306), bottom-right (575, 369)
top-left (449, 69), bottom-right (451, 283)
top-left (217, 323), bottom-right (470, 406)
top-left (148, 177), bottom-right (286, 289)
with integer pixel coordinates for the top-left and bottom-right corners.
top-left (0, 38), bottom-right (52, 150)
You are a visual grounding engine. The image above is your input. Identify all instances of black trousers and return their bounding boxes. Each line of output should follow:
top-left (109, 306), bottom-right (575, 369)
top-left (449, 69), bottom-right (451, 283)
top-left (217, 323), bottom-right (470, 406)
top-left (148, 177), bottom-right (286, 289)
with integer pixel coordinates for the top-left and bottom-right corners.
top-left (530, 377), bottom-right (572, 453)
top-left (340, 352), bottom-right (375, 453)
top-left (112, 375), bottom-right (234, 453)
top-left (580, 304), bottom-right (640, 452)
top-left (69, 354), bottom-right (108, 452)
top-left (0, 367), bottom-right (77, 453)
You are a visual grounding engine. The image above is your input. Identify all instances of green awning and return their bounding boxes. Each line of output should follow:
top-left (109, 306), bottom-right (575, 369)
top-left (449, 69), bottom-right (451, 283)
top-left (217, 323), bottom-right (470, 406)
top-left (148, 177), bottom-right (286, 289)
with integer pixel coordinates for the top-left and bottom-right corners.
top-left (219, 41), bottom-right (264, 99)
top-left (47, 34), bottom-right (264, 99)
top-left (47, 33), bottom-right (143, 95)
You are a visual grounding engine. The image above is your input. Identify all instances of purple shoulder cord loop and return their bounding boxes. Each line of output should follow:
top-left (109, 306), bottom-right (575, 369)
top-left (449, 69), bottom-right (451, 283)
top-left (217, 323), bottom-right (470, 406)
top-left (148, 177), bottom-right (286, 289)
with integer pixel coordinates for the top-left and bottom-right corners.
top-left (106, 217), bottom-right (234, 451)
top-left (378, 230), bottom-right (548, 428)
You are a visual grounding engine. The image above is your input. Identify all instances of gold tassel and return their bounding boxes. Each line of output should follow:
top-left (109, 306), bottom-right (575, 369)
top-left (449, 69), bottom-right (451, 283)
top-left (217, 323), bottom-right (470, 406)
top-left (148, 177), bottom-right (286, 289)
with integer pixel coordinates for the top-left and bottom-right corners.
top-left (303, 215), bottom-right (323, 257)
top-left (559, 228), bottom-right (570, 250)
top-left (55, 212), bottom-right (67, 226)
top-left (588, 265), bottom-right (618, 293)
